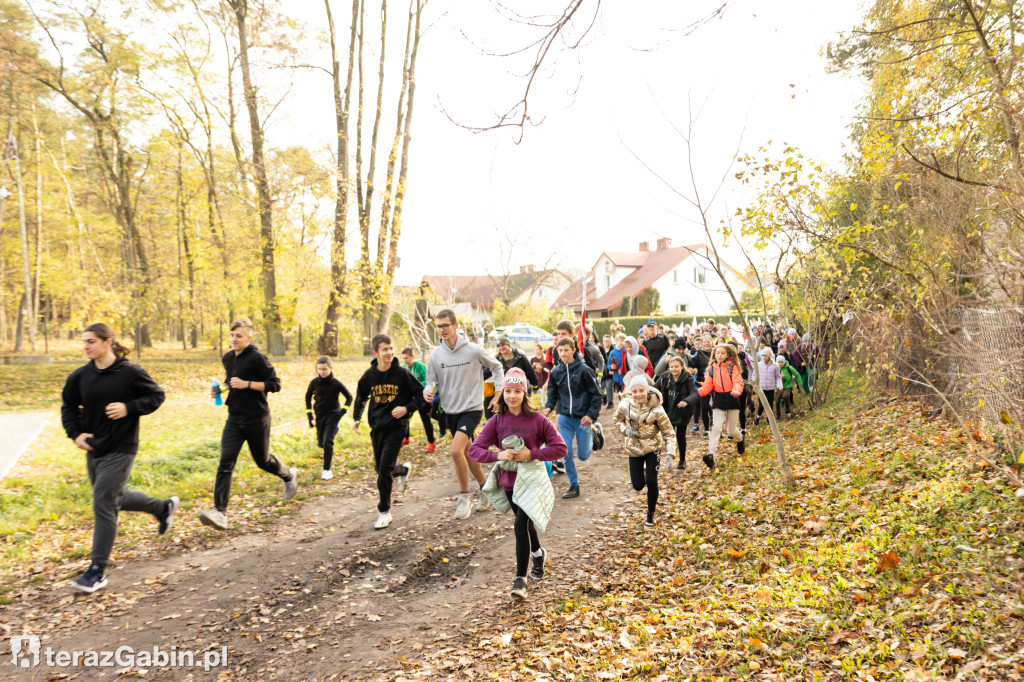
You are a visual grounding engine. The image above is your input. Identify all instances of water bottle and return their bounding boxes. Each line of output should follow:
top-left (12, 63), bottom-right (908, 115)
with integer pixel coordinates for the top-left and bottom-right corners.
top-left (212, 378), bottom-right (223, 406)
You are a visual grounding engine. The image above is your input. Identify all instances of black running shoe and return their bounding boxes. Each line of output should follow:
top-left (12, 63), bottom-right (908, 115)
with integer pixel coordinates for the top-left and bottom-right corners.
top-left (510, 577), bottom-right (528, 601)
top-left (530, 548), bottom-right (547, 580)
top-left (561, 485), bottom-right (580, 499)
top-left (71, 565), bottom-right (107, 593)
top-left (703, 453), bottom-right (716, 470)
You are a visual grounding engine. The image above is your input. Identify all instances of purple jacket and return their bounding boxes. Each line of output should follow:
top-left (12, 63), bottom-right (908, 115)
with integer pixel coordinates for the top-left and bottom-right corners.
top-left (468, 411), bottom-right (567, 490)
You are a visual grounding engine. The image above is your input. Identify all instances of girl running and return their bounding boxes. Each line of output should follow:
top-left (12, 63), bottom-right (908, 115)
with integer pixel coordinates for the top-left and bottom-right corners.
top-left (469, 368), bottom-right (567, 601)
top-left (697, 342), bottom-right (745, 470)
top-left (655, 355), bottom-right (700, 470)
top-left (613, 376), bottom-right (676, 528)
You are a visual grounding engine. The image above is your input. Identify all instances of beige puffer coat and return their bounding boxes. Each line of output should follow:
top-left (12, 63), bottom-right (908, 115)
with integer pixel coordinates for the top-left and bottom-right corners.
top-left (612, 386), bottom-right (677, 458)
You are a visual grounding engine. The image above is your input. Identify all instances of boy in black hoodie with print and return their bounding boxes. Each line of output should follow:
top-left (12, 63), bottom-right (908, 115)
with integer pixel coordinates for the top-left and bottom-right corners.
top-left (353, 334), bottom-right (425, 529)
top-left (305, 355), bottom-right (353, 481)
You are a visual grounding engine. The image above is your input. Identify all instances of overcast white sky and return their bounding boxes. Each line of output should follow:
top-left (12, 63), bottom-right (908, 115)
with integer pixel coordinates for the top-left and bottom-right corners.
top-left (279, 0), bottom-right (867, 286)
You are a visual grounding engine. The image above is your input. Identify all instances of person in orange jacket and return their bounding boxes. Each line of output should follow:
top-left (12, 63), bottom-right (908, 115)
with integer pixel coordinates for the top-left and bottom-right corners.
top-left (697, 342), bottom-right (745, 470)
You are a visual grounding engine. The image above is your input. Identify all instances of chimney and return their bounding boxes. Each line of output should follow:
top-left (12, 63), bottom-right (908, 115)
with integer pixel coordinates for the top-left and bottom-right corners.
top-left (657, 238), bottom-right (671, 250)
top-left (528, 264), bottom-right (535, 272)
top-left (519, 266), bottom-right (528, 274)
top-left (639, 241), bottom-right (649, 252)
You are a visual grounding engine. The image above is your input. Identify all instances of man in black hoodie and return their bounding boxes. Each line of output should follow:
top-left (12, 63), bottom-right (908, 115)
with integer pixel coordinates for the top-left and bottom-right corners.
top-left (353, 334), bottom-right (425, 530)
top-left (200, 319), bottom-right (297, 532)
top-left (61, 322), bottom-right (176, 593)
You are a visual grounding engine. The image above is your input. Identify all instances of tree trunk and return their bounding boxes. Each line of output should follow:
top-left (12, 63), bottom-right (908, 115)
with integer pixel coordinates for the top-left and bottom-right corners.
top-left (30, 103), bottom-right (42, 342)
top-left (230, 0), bottom-right (283, 355)
top-left (319, 0), bottom-right (360, 356)
top-left (177, 143), bottom-right (198, 348)
top-left (375, 0), bottom-right (424, 337)
top-left (10, 123), bottom-right (33, 352)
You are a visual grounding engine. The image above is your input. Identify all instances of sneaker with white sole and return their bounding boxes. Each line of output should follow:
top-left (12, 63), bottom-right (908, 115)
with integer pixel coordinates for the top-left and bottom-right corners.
top-left (374, 511), bottom-right (392, 529)
top-left (321, 469), bottom-right (334, 481)
top-left (454, 492), bottom-right (473, 520)
top-left (157, 496), bottom-right (179, 535)
top-left (71, 564), bottom-right (107, 593)
top-left (510, 577), bottom-right (528, 601)
top-left (396, 462), bottom-right (411, 493)
top-left (283, 467), bottom-right (298, 500)
top-left (199, 509), bottom-right (228, 531)
top-left (475, 490), bottom-right (491, 512)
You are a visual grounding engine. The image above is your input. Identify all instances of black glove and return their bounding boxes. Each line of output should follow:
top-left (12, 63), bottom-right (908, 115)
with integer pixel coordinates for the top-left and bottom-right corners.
top-left (307, 413), bottom-right (314, 428)
top-left (339, 408), bottom-right (348, 418)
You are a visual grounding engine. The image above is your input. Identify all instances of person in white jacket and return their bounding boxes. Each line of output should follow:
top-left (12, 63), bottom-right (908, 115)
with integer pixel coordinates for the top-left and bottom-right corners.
top-left (424, 309), bottom-right (505, 520)
top-left (754, 348), bottom-right (782, 426)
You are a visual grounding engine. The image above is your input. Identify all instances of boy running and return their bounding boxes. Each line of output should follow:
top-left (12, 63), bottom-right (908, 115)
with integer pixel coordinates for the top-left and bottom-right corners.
top-left (305, 356), bottom-right (353, 480)
top-left (544, 336), bottom-right (603, 499)
top-left (200, 319), bottom-right (297, 531)
top-left (423, 309), bottom-right (504, 519)
top-left (400, 347), bottom-right (437, 452)
top-left (353, 334), bottom-right (425, 529)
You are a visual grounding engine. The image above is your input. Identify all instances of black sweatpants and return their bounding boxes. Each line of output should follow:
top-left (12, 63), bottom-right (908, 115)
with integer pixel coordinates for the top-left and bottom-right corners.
top-left (504, 489), bottom-right (540, 578)
top-left (405, 403), bottom-right (435, 443)
top-left (738, 393), bottom-right (748, 431)
top-left (674, 423), bottom-right (687, 466)
top-left (756, 390), bottom-right (776, 420)
top-left (628, 452), bottom-right (660, 519)
top-left (87, 451), bottom-right (166, 570)
top-left (215, 418), bottom-right (291, 512)
top-left (315, 410), bottom-right (343, 470)
top-left (371, 426), bottom-right (410, 512)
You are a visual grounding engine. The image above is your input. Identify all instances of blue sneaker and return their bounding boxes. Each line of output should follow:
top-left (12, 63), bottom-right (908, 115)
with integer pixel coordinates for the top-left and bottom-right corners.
top-left (71, 565), bottom-right (107, 593)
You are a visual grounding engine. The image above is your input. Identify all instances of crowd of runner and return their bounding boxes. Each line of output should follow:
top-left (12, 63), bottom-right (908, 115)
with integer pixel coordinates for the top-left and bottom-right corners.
top-left (57, 313), bottom-right (816, 600)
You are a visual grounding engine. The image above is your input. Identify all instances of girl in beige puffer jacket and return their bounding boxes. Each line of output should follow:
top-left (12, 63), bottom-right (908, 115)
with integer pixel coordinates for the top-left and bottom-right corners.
top-left (613, 376), bottom-right (677, 528)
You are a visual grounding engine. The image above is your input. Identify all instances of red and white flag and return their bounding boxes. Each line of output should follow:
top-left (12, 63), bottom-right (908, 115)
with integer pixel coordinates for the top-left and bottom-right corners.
top-left (577, 275), bottom-right (589, 354)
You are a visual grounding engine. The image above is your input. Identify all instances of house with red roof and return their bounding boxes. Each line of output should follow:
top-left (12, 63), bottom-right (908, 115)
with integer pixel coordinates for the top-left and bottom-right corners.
top-left (557, 238), bottom-right (748, 318)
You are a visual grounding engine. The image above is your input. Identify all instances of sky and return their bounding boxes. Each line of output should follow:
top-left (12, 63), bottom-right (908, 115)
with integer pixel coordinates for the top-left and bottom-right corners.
top-left (278, 0), bottom-right (867, 287)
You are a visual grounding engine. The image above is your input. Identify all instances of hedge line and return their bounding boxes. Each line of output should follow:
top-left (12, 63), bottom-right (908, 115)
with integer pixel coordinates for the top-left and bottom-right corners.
top-left (588, 314), bottom-right (747, 339)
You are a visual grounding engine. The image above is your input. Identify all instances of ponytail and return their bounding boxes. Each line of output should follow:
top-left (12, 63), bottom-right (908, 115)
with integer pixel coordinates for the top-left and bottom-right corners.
top-left (83, 322), bottom-right (130, 357)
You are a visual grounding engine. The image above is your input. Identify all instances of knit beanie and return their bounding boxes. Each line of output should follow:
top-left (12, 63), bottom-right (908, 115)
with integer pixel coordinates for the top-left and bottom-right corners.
top-left (503, 367), bottom-right (529, 390)
top-left (629, 375), bottom-right (650, 390)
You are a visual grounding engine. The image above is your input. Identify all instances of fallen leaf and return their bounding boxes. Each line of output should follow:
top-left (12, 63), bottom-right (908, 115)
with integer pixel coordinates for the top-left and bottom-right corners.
top-left (875, 550), bottom-right (899, 573)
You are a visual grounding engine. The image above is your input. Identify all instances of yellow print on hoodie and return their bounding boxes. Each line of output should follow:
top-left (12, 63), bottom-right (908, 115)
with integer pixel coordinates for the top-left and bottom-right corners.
top-left (371, 383), bottom-right (399, 404)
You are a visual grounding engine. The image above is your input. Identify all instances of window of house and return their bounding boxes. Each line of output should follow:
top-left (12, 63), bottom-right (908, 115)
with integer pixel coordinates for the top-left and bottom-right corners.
top-left (676, 304), bottom-right (687, 313)
top-left (694, 267), bottom-right (706, 284)
top-left (604, 275), bottom-right (611, 289)
top-left (673, 269), bottom-right (678, 283)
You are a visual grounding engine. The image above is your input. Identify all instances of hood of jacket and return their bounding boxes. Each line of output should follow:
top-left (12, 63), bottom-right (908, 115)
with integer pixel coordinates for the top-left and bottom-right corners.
top-left (89, 356), bottom-right (130, 375)
top-left (438, 331), bottom-right (469, 354)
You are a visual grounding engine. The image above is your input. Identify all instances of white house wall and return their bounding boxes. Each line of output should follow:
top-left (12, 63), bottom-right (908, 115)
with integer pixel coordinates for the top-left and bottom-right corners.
top-left (594, 255), bottom-right (639, 297)
top-left (652, 265), bottom-right (743, 317)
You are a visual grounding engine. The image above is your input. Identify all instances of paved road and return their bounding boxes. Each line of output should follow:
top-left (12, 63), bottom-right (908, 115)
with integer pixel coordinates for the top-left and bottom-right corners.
top-left (0, 412), bottom-right (50, 481)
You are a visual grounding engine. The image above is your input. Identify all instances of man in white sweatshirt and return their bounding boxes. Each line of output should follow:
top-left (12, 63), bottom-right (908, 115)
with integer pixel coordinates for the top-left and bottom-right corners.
top-left (424, 309), bottom-right (505, 519)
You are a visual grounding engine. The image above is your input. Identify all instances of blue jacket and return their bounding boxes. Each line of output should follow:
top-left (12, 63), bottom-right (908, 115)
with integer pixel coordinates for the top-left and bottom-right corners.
top-left (545, 356), bottom-right (602, 420)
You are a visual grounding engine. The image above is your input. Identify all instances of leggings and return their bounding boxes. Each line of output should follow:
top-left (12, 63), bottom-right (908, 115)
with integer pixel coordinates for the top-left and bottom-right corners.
top-left (738, 393), bottom-right (748, 432)
top-left (674, 423), bottom-right (687, 465)
top-left (628, 452), bottom-right (660, 519)
top-left (698, 394), bottom-right (712, 431)
top-left (504, 489), bottom-right (540, 578)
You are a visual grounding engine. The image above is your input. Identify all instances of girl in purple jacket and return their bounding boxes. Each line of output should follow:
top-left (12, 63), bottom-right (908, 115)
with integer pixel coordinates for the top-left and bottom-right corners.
top-left (468, 368), bottom-right (567, 600)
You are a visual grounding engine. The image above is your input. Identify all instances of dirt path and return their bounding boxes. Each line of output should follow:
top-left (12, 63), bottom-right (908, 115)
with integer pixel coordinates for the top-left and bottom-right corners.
top-left (0, 412), bottom-right (50, 481)
top-left (2, 413), bottom-right (714, 681)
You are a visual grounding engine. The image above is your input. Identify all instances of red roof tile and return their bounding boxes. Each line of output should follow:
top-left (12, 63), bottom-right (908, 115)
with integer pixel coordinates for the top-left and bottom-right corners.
top-left (587, 243), bottom-right (705, 311)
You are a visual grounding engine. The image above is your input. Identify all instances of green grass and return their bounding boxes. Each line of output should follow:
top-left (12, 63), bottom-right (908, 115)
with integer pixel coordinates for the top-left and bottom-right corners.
top-left (0, 357), bottom-right (438, 587)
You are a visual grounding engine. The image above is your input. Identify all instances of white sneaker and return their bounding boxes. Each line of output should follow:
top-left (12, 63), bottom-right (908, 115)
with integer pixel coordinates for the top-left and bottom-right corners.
top-left (283, 467), bottom-right (298, 499)
top-left (475, 490), bottom-right (491, 512)
top-left (454, 493), bottom-right (473, 520)
top-left (199, 509), bottom-right (228, 531)
top-left (321, 469), bottom-right (334, 480)
top-left (396, 462), bottom-right (411, 492)
top-left (374, 511), bottom-right (392, 529)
